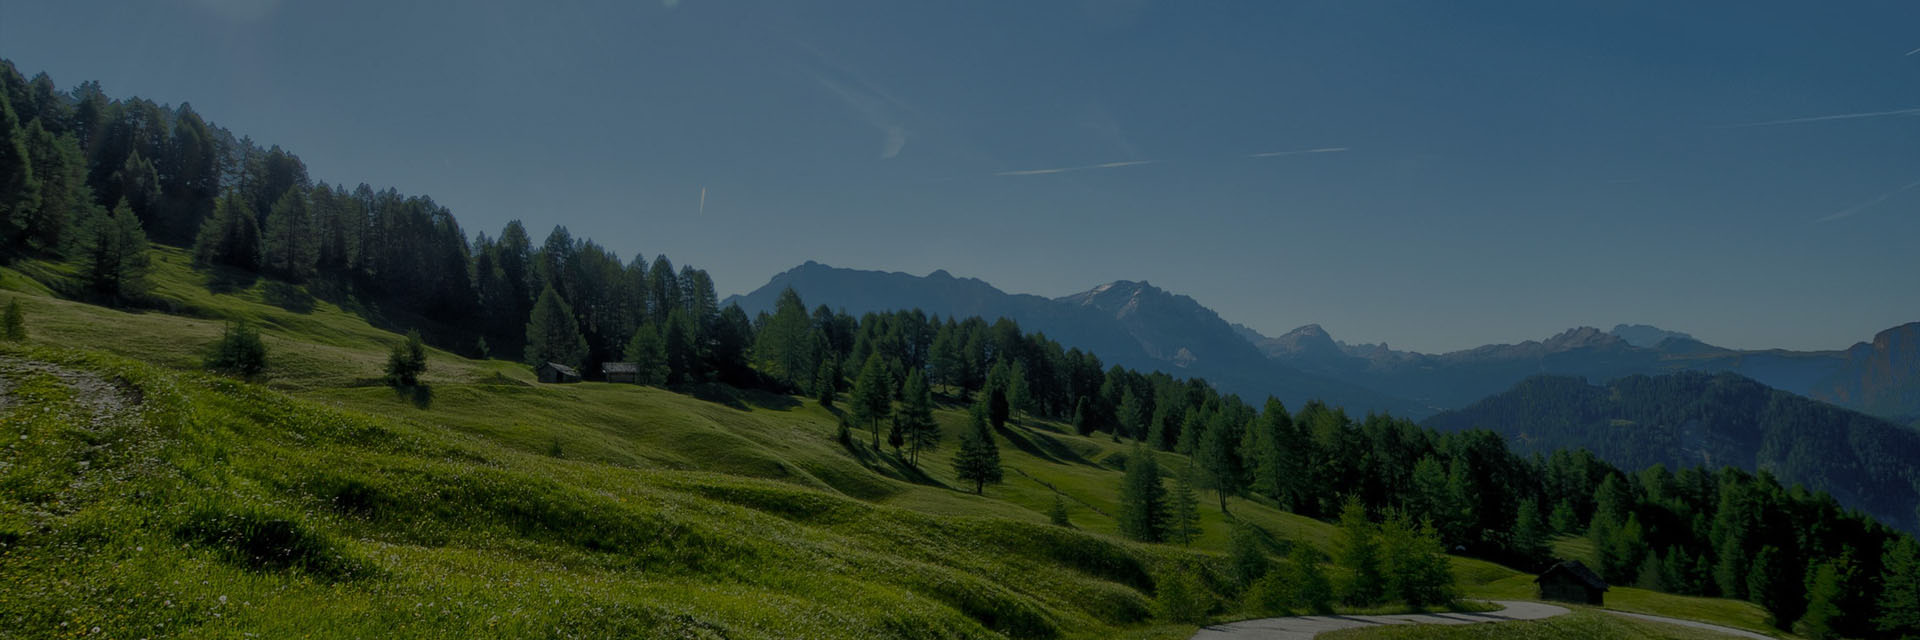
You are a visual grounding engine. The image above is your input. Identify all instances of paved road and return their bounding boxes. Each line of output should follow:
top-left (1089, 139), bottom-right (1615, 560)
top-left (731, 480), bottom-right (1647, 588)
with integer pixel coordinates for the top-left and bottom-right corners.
top-left (1603, 611), bottom-right (1774, 639)
top-left (1189, 600), bottom-right (1570, 639)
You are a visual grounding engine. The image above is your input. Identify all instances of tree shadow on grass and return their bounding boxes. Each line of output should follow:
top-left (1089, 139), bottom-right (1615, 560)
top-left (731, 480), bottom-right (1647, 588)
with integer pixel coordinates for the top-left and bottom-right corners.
top-left (393, 384), bottom-right (433, 409)
top-left (689, 383), bottom-right (801, 412)
top-left (838, 436), bottom-right (951, 490)
top-left (204, 267), bottom-right (258, 296)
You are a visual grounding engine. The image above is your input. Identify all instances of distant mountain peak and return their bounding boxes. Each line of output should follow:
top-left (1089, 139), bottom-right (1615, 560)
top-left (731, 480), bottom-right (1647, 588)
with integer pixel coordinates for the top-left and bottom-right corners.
top-left (1609, 324), bottom-right (1697, 349)
top-left (1543, 326), bottom-right (1622, 350)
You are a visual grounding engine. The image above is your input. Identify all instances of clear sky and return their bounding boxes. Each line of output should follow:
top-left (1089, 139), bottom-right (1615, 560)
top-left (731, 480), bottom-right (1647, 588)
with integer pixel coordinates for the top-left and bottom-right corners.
top-left (6, 0), bottom-right (1919, 353)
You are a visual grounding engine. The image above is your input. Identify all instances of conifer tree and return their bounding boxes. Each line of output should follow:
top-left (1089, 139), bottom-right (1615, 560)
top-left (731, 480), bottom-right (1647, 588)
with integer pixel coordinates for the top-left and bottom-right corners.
top-left (524, 285), bottom-right (587, 369)
top-left (899, 370), bottom-right (940, 466)
top-left (1511, 498), bottom-right (1548, 569)
top-left (203, 320), bottom-right (267, 377)
top-left (1549, 499), bottom-right (1580, 535)
top-left (1748, 545), bottom-right (1799, 630)
top-left (1006, 361), bottom-right (1031, 424)
top-left (1072, 396), bottom-right (1095, 436)
top-left (851, 352), bottom-right (892, 449)
top-left (1337, 497), bottom-right (1385, 606)
top-left (1194, 415), bottom-right (1244, 513)
top-left (1878, 537), bottom-right (1920, 639)
top-left (753, 287), bottom-right (815, 391)
top-left (951, 407), bottom-right (1002, 494)
top-left (1166, 466), bottom-right (1201, 545)
top-left (1798, 561), bottom-right (1843, 640)
top-left (622, 323), bottom-right (669, 385)
top-left (1118, 444), bottom-right (1167, 542)
top-left (814, 357), bottom-right (840, 407)
top-left (385, 329), bottom-right (428, 387)
top-left (261, 186), bottom-right (316, 281)
top-left (1227, 523), bottom-right (1269, 589)
top-left (1287, 544), bottom-right (1334, 614)
top-left (78, 199), bottom-right (150, 299)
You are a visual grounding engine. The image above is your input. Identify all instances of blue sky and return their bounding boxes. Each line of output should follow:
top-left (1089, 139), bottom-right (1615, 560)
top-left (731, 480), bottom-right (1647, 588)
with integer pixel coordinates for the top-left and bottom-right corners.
top-left (6, 0), bottom-right (1919, 352)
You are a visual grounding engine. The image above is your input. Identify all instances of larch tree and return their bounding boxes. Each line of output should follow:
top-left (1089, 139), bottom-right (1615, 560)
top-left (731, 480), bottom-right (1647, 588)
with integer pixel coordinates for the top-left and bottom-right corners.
top-left (951, 406), bottom-right (1002, 495)
top-left (524, 285), bottom-right (587, 369)
top-left (1117, 444), bottom-right (1167, 542)
top-left (899, 369), bottom-right (940, 467)
top-left (622, 323), bottom-right (669, 385)
top-left (850, 352), bottom-right (892, 449)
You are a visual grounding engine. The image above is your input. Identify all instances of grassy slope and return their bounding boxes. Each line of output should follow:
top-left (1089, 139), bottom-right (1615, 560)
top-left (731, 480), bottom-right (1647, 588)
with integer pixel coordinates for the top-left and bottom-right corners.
top-left (1320, 609), bottom-right (1759, 640)
top-left (0, 248), bottom-right (1774, 638)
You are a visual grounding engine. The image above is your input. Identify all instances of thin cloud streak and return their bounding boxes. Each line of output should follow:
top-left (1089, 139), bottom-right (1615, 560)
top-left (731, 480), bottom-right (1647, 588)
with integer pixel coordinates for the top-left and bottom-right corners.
top-left (1249, 147), bottom-right (1349, 158)
top-left (1907, 47), bottom-right (1920, 56)
top-left (994, 160), bottom-right (1156, 177)
top-left (1817, 177), bottom-right (1920, 222)
top-left (1721, 108), bottom-right (1920, 128)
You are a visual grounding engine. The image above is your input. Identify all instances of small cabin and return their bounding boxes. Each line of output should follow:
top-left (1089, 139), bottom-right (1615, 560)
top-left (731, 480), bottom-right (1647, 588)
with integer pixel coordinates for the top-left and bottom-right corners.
top-left (536, 362), bottom-right (581, 384)
top-left (602, 362), bottom-right (639, 384)
top-left (1536, 560), bottom-right (1608, 605)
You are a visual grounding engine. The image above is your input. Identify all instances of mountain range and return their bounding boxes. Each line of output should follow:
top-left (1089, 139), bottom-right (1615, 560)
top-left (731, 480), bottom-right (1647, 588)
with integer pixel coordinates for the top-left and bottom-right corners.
top-left (724, 262), bottom-right (1427, 416)
top-left (728, 262), bottom-right (1920, 423)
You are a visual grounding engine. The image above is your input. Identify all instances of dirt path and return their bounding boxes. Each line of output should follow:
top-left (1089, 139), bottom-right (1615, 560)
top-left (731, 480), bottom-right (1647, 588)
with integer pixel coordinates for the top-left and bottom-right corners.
top-left (1189, 600), bottom-right (1570, 639)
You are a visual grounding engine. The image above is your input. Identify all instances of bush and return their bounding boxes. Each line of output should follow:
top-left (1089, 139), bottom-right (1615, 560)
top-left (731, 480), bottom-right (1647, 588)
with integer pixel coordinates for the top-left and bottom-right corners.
top-left (384, 329), bottom-right (427, 386)
top-left (1156, 567), bottom-right (1212, 624)
top-left (204, 320), bottom-right (267, 377)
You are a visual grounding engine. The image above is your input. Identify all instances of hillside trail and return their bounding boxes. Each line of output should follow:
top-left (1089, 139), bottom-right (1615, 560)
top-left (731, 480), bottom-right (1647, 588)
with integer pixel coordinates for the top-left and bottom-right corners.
top-left (1189, 600), bottom-right (1568, 639)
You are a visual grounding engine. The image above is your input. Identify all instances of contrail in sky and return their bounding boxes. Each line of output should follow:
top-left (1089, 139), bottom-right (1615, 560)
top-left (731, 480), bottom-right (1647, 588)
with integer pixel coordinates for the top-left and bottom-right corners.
top-left (699, 187), bottom-right (707, 214)
top-left (1721, 108), bottom-right (1920, 128)
top-left (1906, 47), bottom-right (1920, 56)
top-left (1249, 147), bottom-right (1349, 158)
top-left (1817, 177), bottom-right (1920, 222)
top-left (994, 160), bottom-right (1155, 177)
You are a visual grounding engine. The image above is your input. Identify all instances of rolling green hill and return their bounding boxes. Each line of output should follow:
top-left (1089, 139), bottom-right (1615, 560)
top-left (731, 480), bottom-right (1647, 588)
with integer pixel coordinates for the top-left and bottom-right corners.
top-left (0, 248), bottom-right (1808, 639)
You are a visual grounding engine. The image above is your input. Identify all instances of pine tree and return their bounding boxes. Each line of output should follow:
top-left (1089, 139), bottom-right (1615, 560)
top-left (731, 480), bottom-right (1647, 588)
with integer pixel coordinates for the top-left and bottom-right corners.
top-left (899, 370), bottom-right (940, 466)
top-left (524, 285), bottom-right (587, 369)
top-left (1006, 361), bottom-right (1031, 424)
top-left (951, 408), bottom-right (1002, 495)
top-left (1337, 497), bottom-right (1385, 606)
top-left (1549, 499), bottom-right (1580, 535)
top-left (1797, 561), bottom-right (1843, 640)
top-left (1748, 545), bottom-right (1799, 630)
top-left (77, 199), bottom-right (150, 299)
top-left (385, 329), bottom-right (428, 387)
top-left (1511, 498), bottom-right (1548, 569)
top-left (1118, 386), bottom-right (1144, 440)
top-left (622, 323), bottom-right (670, 385)
top-left (1195, 415), bottom-right (1244, 513)
top-left (261, 186), bottom-right (316, 281)
top-left (1, 299), bottom-right (22, 341)
top-left (814, 357), bottom-right (840, 408)
top-left (1117, 444), bottom-right (1167, 542)
top-left (203, 320), bottom-right (267, 377)
top-left (887, 415), bottom-right (904, 454)
top-left (0, 93), bottom-right (39, 250)
top-left (1072, 396), bottom-right (1095, 435)
top-left (850, 353), bottom-right (892, 449)
top-left (1878, 538), bottom-right (1920, 639)
top-left (1166, 466), bottom-right (1202, 545)
top-left (1228, 523), bottom-right (1269, 588)
top-left (753, 287), bottom-right (815, 391)
top-left (1287, 544), bottom-right (1334, 614)
top-left (192, 192), bottom-right (260, 271)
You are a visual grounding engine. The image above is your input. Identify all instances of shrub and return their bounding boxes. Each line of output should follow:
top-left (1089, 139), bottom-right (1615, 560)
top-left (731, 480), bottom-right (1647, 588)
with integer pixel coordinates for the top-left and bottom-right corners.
top-left (1156, 567), bottom-right (1212, 624)
top-left (384, 329), bottom-right (427, 386)
top-left (204, 320), bottom-right (267, 377)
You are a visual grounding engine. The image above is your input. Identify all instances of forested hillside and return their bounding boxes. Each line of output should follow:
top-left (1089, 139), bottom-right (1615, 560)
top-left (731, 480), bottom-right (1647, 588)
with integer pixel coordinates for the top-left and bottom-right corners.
top-left (1425, 372), bottom-right (1920, 534)
top-left (6, 58), bottom-right (1920, 639)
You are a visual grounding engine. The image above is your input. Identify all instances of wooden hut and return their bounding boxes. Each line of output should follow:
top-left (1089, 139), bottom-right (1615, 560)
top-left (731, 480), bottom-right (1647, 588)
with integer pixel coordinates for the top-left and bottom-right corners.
top-left (536, 362), bottom-right (581, 384)
top-left (602, 362), bottom-right (639, 384)
top-left (1535, 560), bottom-right (1608, 605)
